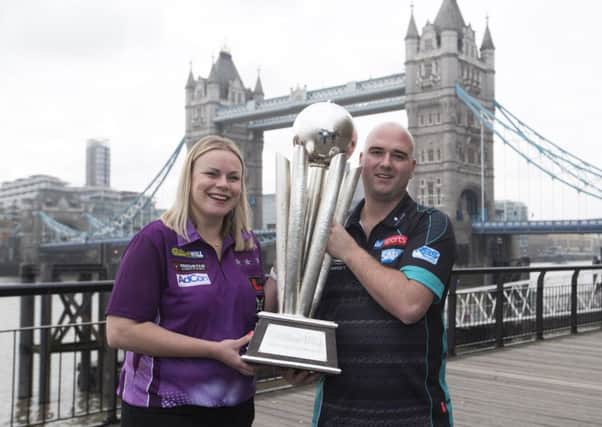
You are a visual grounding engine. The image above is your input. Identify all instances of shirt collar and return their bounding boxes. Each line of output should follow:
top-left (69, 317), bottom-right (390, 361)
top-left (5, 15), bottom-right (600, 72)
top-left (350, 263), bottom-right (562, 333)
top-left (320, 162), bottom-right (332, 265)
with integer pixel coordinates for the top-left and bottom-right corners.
top-left (177, 220), bottom-right (235, 250)
top-left (176, 220), bottom-right (200, 247)
top-left (348, 192), bottom-right (412, 230)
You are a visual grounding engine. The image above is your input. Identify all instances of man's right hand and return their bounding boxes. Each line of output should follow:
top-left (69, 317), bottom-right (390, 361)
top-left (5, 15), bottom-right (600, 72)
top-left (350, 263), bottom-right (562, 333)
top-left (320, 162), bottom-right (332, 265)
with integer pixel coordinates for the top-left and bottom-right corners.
top-left (280, 368), bottom-right (321, 386)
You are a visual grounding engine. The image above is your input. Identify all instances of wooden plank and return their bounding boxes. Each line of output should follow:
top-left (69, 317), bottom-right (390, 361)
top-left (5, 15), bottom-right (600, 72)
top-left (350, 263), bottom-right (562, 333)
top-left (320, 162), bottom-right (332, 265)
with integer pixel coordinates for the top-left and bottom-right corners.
top-left (254, 330), bottom-right (602, 426)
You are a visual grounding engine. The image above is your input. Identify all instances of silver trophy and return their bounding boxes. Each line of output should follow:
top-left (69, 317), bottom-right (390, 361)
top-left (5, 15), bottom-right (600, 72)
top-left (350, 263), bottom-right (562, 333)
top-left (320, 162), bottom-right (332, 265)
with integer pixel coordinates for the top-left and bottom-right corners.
top-left (242, 102), bottom-right (361, 374)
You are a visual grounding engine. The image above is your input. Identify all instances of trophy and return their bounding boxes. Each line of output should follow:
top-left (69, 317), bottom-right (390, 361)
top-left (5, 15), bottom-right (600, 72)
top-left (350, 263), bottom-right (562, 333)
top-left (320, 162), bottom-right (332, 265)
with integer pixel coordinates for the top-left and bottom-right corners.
top-left (241, 102), bottom-right (361, 374)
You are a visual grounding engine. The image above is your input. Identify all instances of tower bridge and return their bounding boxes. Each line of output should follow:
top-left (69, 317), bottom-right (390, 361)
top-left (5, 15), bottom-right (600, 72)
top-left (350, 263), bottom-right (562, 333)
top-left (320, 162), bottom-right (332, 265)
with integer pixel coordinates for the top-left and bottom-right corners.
top-left (14, 0), bottom-right (602, 269)
top-left (213, 73), bottom-right (406, 127)
top-left (185, 0), bottom-right (496, 265)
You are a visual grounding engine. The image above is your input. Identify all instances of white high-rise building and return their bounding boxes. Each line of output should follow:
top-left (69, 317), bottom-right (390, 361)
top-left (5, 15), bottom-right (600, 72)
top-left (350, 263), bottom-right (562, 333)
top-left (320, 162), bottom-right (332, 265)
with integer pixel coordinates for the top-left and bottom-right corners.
top-left (86, 139), bottom-right (110, 187)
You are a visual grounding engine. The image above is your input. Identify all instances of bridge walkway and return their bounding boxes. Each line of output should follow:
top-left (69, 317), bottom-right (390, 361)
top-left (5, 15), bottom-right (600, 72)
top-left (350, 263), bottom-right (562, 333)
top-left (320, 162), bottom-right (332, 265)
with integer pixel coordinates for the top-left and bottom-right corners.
top-left (254, 330), bottom-right (602, 426)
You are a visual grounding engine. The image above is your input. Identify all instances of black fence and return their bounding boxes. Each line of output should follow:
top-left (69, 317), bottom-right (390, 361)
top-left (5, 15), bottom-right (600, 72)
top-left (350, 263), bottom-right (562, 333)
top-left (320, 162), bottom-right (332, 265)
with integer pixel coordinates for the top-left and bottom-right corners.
top-left (0, 264), bottom-right (601, 426)
top-left (447, 265), bottom-right (602, 355)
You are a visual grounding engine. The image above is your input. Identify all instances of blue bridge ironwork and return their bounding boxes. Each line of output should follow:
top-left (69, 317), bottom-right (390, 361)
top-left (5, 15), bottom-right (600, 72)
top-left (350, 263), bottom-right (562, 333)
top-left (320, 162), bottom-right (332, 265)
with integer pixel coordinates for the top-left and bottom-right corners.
top-left (472, 218), bottom-right (602, 235)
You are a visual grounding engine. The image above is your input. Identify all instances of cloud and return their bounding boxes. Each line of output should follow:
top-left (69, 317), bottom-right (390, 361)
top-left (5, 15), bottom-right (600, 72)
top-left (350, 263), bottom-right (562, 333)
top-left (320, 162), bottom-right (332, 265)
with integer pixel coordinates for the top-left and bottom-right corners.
top-left (0, 0), bottom-right (163, 61)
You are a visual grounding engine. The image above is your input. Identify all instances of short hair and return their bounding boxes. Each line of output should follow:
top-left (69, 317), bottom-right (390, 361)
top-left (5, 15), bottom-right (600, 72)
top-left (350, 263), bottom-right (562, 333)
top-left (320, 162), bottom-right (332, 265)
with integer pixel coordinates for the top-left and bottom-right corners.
top-left (161, 135), bottom-right (254, 251)
top-left (364, 122), bottom-right (415, 159)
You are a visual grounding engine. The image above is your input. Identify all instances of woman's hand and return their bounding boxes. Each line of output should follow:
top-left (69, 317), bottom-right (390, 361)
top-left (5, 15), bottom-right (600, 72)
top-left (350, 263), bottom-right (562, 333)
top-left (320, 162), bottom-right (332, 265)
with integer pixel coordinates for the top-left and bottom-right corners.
top-left (212, 333), bottom-right (256, 376)
top-left (107, 316), bottom-right (256, 375)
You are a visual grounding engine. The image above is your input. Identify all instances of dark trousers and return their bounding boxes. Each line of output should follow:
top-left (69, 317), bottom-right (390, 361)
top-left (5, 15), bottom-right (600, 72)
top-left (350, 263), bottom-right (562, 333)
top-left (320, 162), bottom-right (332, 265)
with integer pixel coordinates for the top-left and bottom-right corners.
top-left (120, 398), bottom-right (254, 427)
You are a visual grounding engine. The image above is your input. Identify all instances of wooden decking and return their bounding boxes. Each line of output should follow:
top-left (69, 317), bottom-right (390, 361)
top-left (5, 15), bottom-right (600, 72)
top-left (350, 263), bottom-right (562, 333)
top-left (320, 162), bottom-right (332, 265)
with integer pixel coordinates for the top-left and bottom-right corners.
top-left (254, 330), bottom-right (602, 426)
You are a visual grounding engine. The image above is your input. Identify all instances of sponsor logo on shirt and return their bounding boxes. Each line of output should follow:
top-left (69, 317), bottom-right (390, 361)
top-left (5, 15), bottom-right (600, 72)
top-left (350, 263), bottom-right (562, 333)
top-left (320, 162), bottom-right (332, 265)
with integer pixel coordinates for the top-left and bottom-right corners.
top-left (330, 258), bottom-right (346, 271)
top-left (176, 273), bottom-right (211, 287)
top-left (235, 255), bottom-right (260, 266)
top-left (412, 246), bottom-right (440, 265)
top-left (256, 295), bottom-right (265, 312)
top-left (171, 247), bottom-right (204, 258)
top-left (173, 262), bottom-right (206, 273)
top-left (249, 276), bottom-right (265, 292)
top-left (373, 240), bottom-right (384, 249)
top-left (381, 248), bottom-right (403, 264)
top-left (383, 234), bottom-right (408, 248)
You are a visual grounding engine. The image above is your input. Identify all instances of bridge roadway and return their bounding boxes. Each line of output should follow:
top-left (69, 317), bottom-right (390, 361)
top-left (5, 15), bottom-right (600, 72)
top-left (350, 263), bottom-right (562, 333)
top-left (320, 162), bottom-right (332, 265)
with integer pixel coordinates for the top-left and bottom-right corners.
top-left (254, 330), bottom-right (602, 426)
top-left (471, 219), bottom-right (602, 235)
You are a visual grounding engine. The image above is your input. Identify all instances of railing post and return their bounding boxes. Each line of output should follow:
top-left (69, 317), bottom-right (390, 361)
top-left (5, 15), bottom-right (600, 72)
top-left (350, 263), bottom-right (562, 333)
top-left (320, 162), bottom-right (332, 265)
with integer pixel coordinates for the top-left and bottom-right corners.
top-left (536, 271), bottom-right (546, 340)
top-left (494, 273), bottom-right (504, 348)
top-left (570, 269), bottom-right (580, 334)
top-left (78, 271), bottom-right (93, 393)
top-left (38, 263), bottom-right (54, 407)
top-left (18, 264), bottom-right (36, 400)
top-left (99, 262), bottom-right (119, 424)
top-left (447, 278), bottom-right (457, 357)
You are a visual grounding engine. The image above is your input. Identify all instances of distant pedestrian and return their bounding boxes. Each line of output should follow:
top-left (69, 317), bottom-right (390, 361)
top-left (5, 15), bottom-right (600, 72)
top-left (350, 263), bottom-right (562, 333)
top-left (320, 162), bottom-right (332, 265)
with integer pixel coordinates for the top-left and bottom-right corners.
top-left (105, 135), bottom-right (275, 427)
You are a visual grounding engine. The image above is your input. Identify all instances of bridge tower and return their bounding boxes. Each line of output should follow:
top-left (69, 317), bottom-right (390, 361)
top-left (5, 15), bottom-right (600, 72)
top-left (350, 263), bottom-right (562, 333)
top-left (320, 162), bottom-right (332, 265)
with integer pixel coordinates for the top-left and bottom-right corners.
top-left (184, 49), bottom-right (264, 228)
top-left (405, 0), bottom-right (496, 265)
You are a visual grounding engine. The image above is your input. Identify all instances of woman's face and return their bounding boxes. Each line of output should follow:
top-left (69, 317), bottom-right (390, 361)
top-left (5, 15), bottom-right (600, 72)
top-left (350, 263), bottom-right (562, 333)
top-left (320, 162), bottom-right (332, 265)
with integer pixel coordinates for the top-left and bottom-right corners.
top-left (190, 148), bottom-right (243, 224)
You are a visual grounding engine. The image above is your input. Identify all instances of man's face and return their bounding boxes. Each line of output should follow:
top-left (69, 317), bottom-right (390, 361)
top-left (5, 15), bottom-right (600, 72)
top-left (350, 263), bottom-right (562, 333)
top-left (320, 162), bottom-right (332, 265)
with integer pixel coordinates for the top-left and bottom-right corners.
top-left (360, 125), bottom-right (416, 203)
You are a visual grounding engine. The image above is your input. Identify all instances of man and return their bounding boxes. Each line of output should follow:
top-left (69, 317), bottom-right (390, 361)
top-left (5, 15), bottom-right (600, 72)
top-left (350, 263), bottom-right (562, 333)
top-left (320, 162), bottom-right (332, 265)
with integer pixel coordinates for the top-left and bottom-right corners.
top-left (295, 122), bottom-right (456, 426)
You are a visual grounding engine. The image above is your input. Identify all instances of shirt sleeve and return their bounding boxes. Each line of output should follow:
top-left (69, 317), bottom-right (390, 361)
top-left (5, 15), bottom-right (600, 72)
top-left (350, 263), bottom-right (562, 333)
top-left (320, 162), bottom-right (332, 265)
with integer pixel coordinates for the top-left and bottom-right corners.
top-left (105, 232), bottom-right (164, 321)
top-left (400, 209), bottom-right (456, 303)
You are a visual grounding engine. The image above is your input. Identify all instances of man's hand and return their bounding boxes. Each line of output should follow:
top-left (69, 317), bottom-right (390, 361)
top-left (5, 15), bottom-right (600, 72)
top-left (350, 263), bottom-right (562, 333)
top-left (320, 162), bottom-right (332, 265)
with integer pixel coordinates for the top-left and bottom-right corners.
top-left (280, 368), bottom-right (321, 386)
top-left (326, 222), bottom-right (357, 261)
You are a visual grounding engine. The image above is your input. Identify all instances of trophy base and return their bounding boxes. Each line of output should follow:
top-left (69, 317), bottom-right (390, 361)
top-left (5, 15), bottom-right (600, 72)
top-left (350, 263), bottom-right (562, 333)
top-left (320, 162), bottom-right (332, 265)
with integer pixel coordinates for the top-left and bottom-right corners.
top-left (241, 311), bottom-right (341, 375)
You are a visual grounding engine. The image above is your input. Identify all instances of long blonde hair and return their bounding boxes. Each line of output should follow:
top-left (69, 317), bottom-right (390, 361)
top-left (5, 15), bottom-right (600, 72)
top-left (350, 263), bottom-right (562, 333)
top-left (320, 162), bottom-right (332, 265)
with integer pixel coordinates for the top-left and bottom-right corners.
top-left (161, 135), bottom-right (254, 251)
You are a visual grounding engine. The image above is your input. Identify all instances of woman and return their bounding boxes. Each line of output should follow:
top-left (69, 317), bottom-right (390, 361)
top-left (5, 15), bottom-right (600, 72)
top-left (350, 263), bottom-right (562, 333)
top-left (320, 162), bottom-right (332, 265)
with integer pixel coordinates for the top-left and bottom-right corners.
top-left (106, 135), bottom-right (273, 427)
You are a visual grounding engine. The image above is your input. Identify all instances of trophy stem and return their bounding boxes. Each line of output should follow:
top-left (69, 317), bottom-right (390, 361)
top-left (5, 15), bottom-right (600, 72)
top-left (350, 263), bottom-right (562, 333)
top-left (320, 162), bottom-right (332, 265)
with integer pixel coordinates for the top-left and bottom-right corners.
top-left (275, 154), bottom-right (290, 313)
top-left (297, 153), bottom-right (347, 317)
top-left (310, 166), bottom-right (362, 317)
top-left (302, 165), bottom-right (326, 272)
top-left (284, 145), bottom-right (307, 314)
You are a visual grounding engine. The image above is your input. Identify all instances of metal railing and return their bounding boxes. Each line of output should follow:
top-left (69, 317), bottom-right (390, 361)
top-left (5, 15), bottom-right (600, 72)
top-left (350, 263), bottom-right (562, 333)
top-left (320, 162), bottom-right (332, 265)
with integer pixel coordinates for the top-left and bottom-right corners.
top-left (0, 280), bottom-right (117, 427)
top-left (447, 265), bottom-right (602, 355)
top-left (1, 263), bottom-right (601, 426)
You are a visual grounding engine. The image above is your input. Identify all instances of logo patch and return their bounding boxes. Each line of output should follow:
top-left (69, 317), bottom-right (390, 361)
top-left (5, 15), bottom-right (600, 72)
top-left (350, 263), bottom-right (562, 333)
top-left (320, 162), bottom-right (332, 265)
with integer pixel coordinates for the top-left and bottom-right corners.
top-left (173, 262), bottom-right (206, 274)
top-left (412, 246), bottom-right (440, 265)
top-left (235, 256), bottom-right (260, 266)
top-left (330, 258), bottom-right (346, 271)
top-left (381, 248), bottom-right (403, 264)
top-left (256, 295), bottom-right (265, 312)
top-left (171, 247), bottom-right (204, 258)
top-left (176, 273), bottom-right (211, 287)
top-left (249, 276), bottom-right (265, 292)
top-left (373, 240), bottom-right (384, 249)
top-left (383, 234), bottom-right (408, 248)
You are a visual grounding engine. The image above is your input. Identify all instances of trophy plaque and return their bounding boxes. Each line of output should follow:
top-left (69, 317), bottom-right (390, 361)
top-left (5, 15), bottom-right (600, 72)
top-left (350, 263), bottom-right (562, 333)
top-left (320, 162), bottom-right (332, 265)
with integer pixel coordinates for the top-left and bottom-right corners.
top-left (242, 102), bottom-right (361, 374)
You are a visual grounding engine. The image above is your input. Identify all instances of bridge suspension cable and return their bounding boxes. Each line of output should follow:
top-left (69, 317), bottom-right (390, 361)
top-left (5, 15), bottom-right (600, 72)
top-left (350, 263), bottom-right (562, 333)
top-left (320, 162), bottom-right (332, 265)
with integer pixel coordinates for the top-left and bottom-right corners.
top-left (93, 137), bottom-right (187, 238)
top-left (456, 84), bottom-right (602, 201)
top-left (37, 211), bottom-right (84, 241)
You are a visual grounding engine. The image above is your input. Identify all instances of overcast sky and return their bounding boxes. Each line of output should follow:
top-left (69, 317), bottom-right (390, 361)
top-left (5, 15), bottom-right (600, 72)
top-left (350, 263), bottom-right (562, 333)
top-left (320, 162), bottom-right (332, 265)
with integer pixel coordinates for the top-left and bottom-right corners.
top-left (1, 0), bottom-right (600, 220)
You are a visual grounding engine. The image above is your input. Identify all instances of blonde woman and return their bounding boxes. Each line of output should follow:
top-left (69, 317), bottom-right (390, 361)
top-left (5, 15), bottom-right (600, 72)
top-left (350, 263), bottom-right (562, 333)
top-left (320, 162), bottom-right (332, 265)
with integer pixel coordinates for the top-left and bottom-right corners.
top-left (106, 135), bottom-right (274, 427)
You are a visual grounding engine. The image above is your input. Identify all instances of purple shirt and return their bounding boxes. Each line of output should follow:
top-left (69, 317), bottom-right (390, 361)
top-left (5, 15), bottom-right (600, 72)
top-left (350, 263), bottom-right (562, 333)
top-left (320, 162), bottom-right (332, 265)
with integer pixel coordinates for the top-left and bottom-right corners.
top-left (106, 220), bottom-right (265, 408)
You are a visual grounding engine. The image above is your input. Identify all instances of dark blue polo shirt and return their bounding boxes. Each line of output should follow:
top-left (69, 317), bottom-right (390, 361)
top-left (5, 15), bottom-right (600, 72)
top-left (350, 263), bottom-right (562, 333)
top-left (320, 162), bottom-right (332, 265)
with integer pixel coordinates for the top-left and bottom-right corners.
top-left (313, 194), bottom-right (456, 427)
